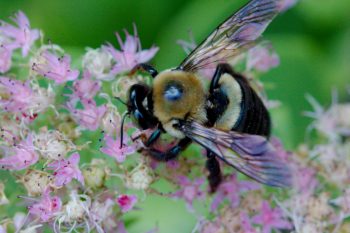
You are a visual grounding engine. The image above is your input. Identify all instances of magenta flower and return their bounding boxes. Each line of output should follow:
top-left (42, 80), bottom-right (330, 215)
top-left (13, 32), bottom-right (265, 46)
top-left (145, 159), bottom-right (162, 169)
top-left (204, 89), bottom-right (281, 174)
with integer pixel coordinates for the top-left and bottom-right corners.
top-left (28, 189), bottom-right (62, 222)
top-left (171, 176), bottom-right (205, 211)
top-left (116, 194), bottom-right (137, 213)
top-left (47, 152), bottom-right (84, 187)
top-left (32, 50), bottom-right (79, 84)
top-left (68, 99), bottom-right (107, 131)
top-left (100, 134), bottom-right (136, 163)
top-left (251, 201), bottom-right (292, 233)
top-left (103, 25), bottom-right (159, 75)
top-left (72, 70), bottom-right (101, 100)
top-left (0, 135), bottom-right (38, 170)
top-left (0, 11), bottom-right (40, 57)
top-left (211, 174), bottom-right (260, 212)
top-left (0, 45), bottom-right (12, 73)
top-left (246, 45), bottom-right (279, 72)
top-left (0, 77), bottom-right (34, 113)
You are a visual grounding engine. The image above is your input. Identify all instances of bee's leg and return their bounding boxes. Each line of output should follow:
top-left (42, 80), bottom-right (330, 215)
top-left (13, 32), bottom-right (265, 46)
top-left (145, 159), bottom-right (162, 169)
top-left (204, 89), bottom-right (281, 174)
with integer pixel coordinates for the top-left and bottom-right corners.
top-left (147, 137), bottom-right (191, 161)
top-left (144, 128), bottom-right (162, 147)
top-left (206, 150), bottom-right (222, 193)
top-left (130, 63), bottom-right (158, 78)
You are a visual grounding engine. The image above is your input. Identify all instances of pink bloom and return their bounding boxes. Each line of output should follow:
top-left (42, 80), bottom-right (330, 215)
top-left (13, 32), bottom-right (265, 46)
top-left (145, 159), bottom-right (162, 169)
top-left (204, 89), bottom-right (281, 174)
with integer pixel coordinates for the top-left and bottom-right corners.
top-left (247, 45), bottom-right (279, 72)
top-left (241, 212), bottom-right (257, 233)
top-left (32, 50), bottom-right (79, 84)
top-left (251, 201), bottom-right (292, 233)
top-left (47, 153), bottom-right (84, 187)
top-left (211, 174), bottom-right (260, 212)
top-left (171, 176), bottom-right (205, 211)
top-left (103, 25), bottom-right (159, 75)
top-left (100, 134), bottom-right (136, 163)
top-left (0, 45), bottom-right (12, 73)
top-left (270, 137), bottom-right (292, 162)
top-left (68, 99), bottom-right (107, 131)
top-left (116, 194), bottom-right (137, 213)
top-left (28, 189), bottom-right (62, 222)
top-left (0, 135), bottom-right (38, 170)
top-left (0, 77), bottom-right (34, 113)
top-left (277, 0), bottom-right (298, 12)
top-left (294, 166), bottom-right (318, 194)
top-left (0, 11), bottom-right (40, 57)
top-left (72, 70), bottom-right (100, 100)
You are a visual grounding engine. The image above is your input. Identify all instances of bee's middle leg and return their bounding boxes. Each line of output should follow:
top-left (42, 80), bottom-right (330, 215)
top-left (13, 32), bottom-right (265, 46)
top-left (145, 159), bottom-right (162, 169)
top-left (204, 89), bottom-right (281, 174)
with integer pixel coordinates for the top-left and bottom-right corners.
top-left (206, 150), bottom-right (222, 193)
top-left (146, 137), bottom-right (191, 161)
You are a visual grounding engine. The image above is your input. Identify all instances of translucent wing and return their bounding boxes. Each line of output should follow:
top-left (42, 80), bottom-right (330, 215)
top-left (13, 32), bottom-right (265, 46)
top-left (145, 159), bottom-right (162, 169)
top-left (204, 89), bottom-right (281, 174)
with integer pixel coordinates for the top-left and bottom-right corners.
top-left (178, 0), bottom-right (279, 72)
top-left (179, 121), bottom-right (291, 187)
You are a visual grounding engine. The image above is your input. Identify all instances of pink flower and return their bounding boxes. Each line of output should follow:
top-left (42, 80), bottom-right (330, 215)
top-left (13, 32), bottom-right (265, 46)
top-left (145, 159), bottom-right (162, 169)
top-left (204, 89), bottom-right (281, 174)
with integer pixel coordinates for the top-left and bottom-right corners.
top-left (241, 212), bottom-right (257, 233)
top-left (68, 99), bottom-right (107, 131)
top-left (171, 176), bottom-right (205, 211)
top-left (28, 189), bottom-right (62, 222)
top-left (116, 194), bottom-right (137, 213)
top-left (0, 11), bottom-right (40, 57)
top-left (251, 201), bottom-right (292, 233)
top-left (72, 70), bottom-right (100, 100)
top-left (277, 0), bottom-right (298, 12)
top-left (103, 24), bottom-right (159, 75)
top-left (47, 153), bottom-right (84, 187)
top-left (294, 166), bottom-right (318, 194)
top-left (32, 50), bottom-right (79, 84)
top-left (270, 137), bottom-right (292, 162)
top-left (246, 45), bottom-right (279, 72)
top-left (211, 174), bottom-right (260, 212)
top-left (0, 135), bottom-right (38, 170)
top-left (100, 134), bottom-right (136, 163)
top-left (0, 45), bottom-right (12, 73)
top-left (0, 77), bottom-right (34, 113)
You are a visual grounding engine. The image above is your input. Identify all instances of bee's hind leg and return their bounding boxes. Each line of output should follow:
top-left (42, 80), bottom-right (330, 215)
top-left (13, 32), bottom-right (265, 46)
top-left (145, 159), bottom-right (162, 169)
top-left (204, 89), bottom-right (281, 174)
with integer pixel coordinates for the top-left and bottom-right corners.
top-left (206, 150), bottom-right (222, 193)
top-left (146, 137), bottom-right (191, 161)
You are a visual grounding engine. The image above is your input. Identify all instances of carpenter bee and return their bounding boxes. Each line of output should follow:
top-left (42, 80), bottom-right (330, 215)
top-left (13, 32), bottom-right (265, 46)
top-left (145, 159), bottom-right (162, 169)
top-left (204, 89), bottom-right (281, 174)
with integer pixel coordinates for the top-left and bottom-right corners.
top-left (125, 0), bottom-right (291, 192)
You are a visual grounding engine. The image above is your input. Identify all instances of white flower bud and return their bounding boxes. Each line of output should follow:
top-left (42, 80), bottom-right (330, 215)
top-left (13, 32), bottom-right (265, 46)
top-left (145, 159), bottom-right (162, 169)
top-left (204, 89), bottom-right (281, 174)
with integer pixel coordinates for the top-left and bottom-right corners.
top-left (100, 107), bottom-right (121, 135)
top-left (82, 161), bottom-right (107, 189)
top-left (19, 169), bottom-right (52, 196)
top-left (33, 130), bottom-right (74, 160)
top-left (125, 163), bottom-right (153, 190)
top-left (63, 191), bottom-right (91, 223)
top-left (82, 48), bottom-right (113, 81)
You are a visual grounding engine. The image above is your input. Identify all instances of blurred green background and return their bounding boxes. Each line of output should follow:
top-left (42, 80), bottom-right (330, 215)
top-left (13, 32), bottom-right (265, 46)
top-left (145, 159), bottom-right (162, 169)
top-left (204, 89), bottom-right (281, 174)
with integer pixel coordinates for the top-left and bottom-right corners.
top-left (1, 0), bottom-right (350, 232)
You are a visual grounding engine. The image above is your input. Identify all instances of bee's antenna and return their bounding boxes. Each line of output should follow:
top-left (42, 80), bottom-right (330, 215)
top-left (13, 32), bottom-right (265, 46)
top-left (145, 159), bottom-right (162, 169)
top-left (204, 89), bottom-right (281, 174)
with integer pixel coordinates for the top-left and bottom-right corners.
top-left (119, 111), bottom-right (129, 149)
top-left (114, 96), bottom-right (127, 106)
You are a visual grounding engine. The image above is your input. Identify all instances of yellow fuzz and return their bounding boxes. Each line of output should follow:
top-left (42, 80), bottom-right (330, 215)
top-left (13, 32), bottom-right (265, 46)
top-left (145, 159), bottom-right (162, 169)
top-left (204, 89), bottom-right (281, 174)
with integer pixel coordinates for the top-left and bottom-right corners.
top-left (153, 70), bottom-right (207, 123)
top-left (153, 70), bottom-right (207, 138)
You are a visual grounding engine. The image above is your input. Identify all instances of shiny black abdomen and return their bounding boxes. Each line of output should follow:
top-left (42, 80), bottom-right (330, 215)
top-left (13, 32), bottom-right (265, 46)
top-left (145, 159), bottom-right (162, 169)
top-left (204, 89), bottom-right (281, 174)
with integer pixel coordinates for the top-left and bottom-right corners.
top-left (232, 73), bottom-right (271, 137)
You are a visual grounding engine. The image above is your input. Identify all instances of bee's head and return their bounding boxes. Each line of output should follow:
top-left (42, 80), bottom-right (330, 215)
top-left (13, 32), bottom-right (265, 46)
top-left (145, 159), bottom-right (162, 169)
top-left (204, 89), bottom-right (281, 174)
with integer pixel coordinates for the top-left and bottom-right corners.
top-left (127, 83), bottom-right (158, 130)
top-left (153, 70), bottom-right (207, 128)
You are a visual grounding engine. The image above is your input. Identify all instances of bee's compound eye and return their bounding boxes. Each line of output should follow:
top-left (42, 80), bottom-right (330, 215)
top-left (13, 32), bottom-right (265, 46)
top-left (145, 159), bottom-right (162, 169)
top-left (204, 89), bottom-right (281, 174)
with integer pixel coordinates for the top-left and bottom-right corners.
top-left (164, 83), bottom-right (183, 101)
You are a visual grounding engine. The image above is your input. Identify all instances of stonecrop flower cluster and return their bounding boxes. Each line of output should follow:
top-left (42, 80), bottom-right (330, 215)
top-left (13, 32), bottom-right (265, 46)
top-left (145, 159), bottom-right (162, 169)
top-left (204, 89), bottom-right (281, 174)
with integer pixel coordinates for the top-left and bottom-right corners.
top-left (1, 3), bottom-right (349, 233)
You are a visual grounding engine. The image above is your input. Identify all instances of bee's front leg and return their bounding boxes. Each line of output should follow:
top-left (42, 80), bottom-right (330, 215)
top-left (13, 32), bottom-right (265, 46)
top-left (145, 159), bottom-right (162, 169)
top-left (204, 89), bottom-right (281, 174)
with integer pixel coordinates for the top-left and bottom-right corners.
top-left (146, 137), bottom-right (192, 161)
top-left (206, 150), bottom-right (222, 193)
top-left (130, 63), bottom-right (158, 78)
